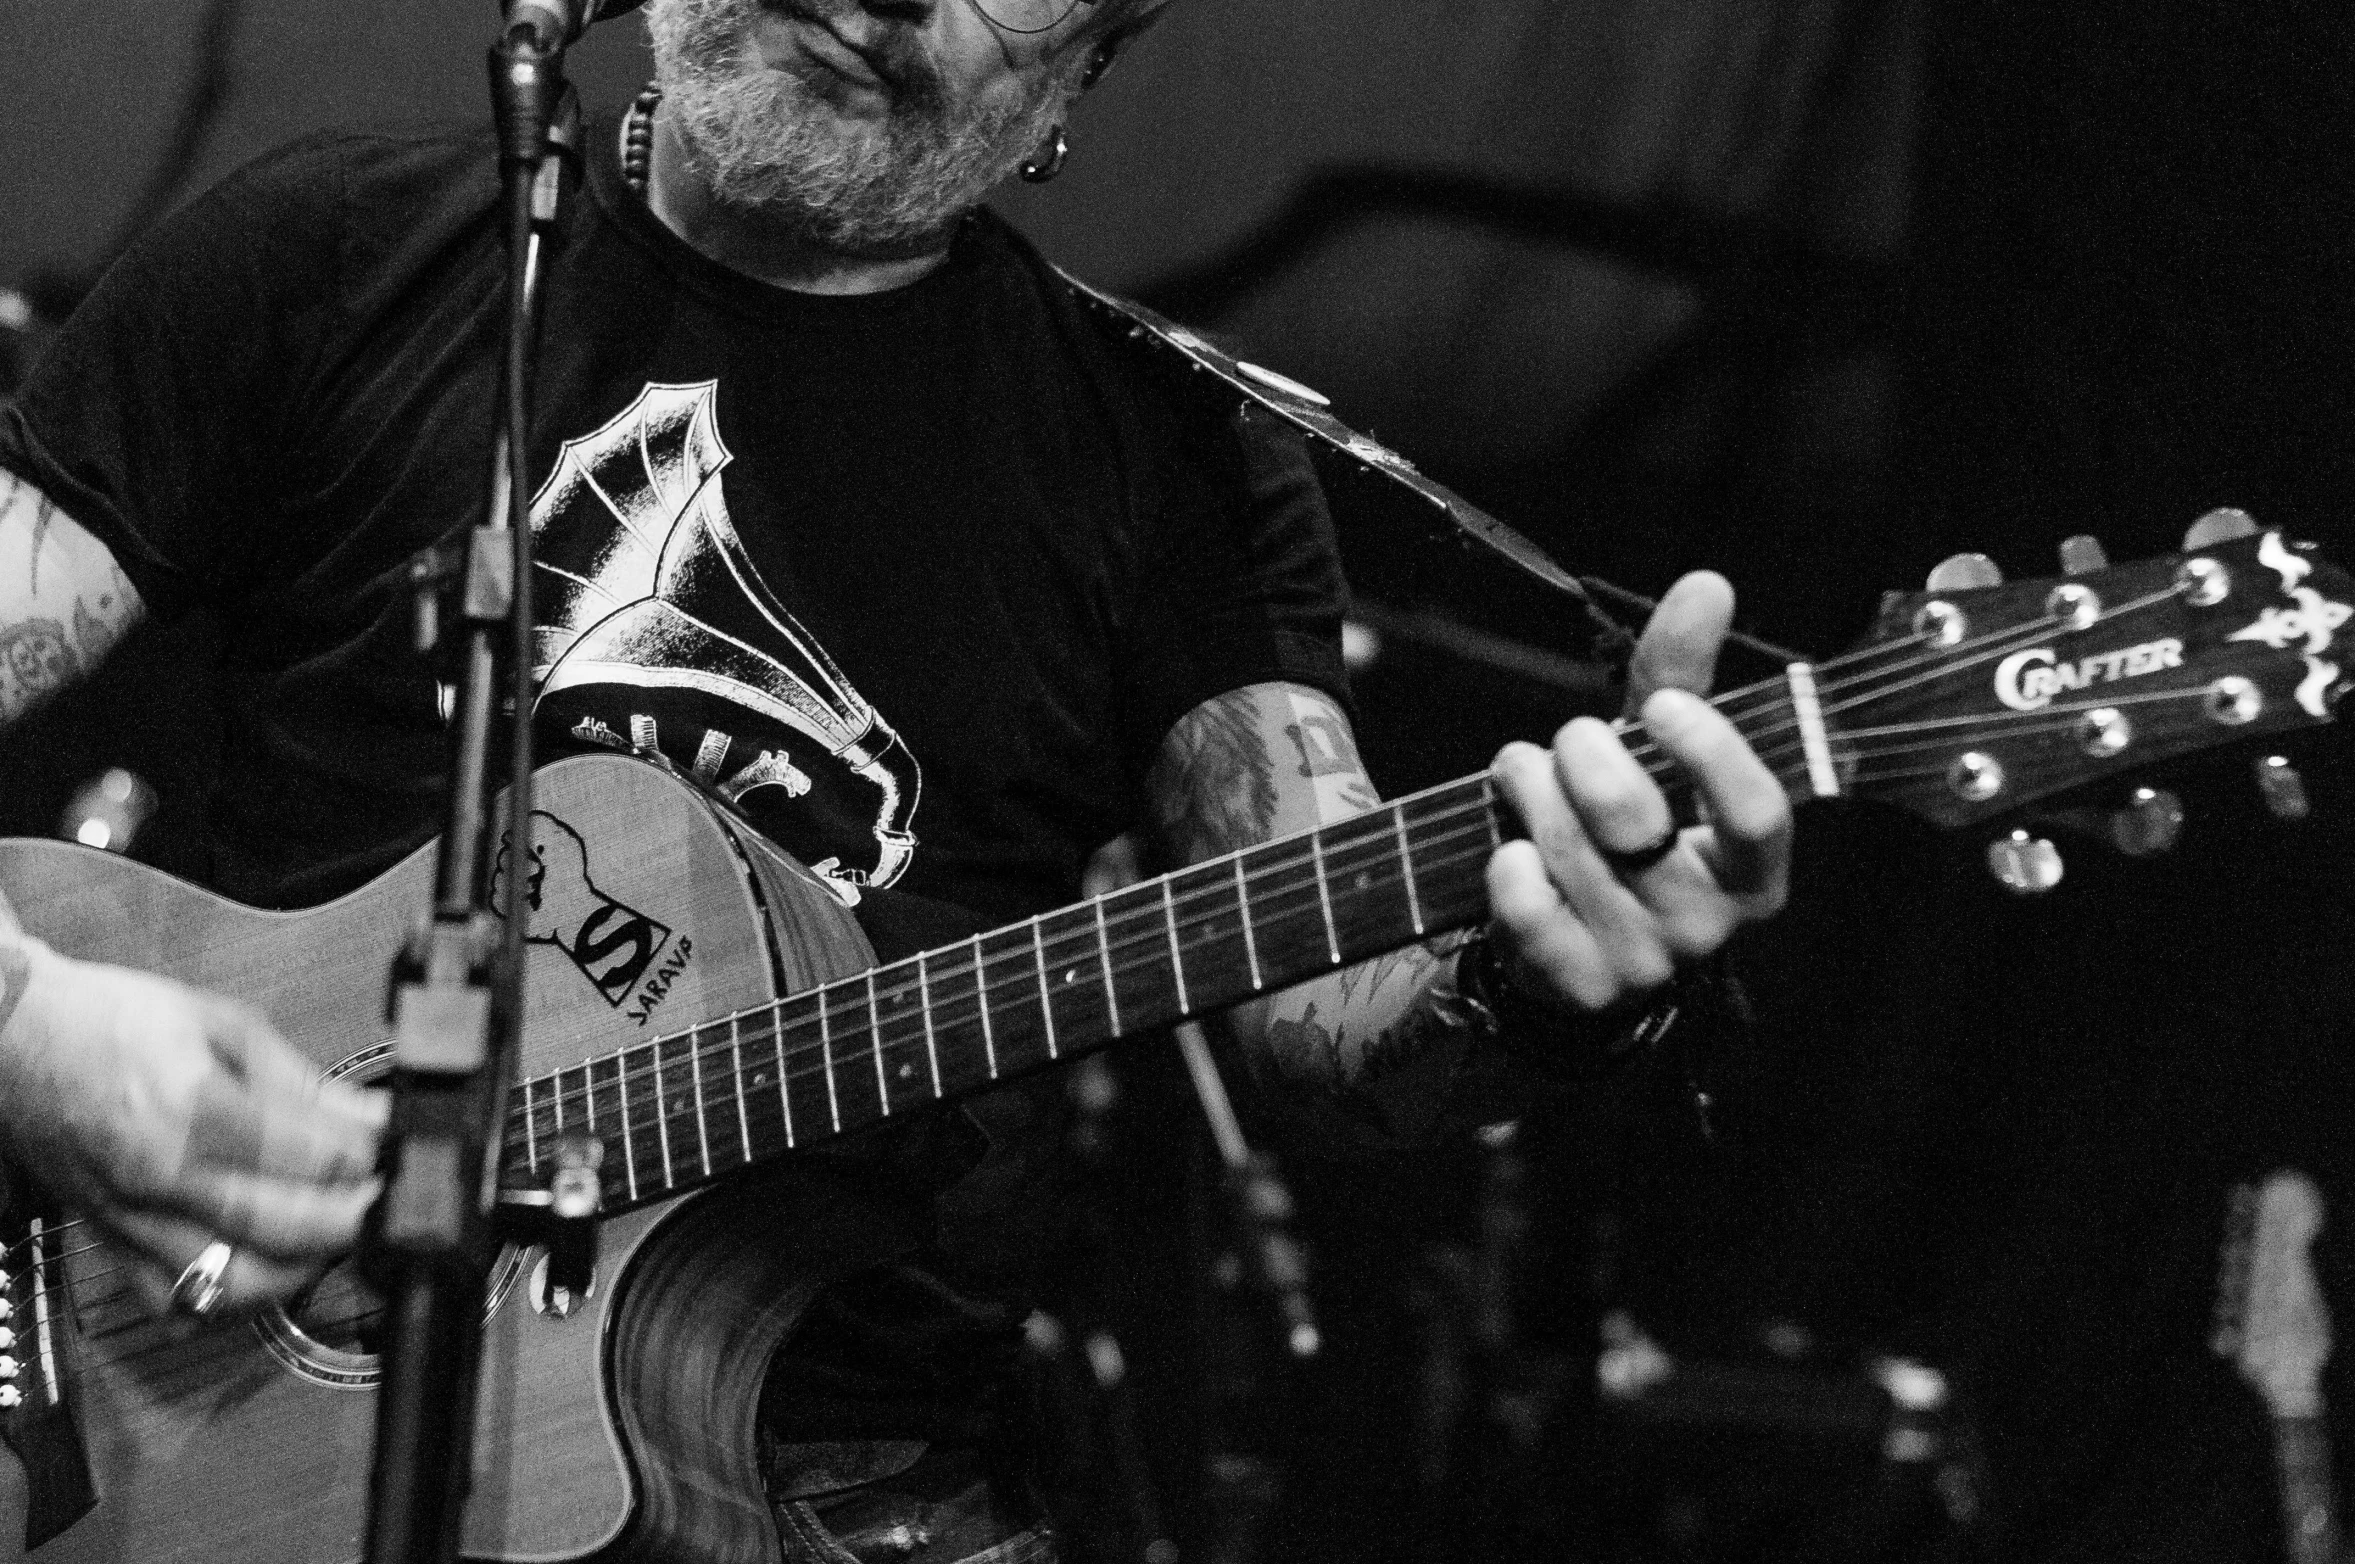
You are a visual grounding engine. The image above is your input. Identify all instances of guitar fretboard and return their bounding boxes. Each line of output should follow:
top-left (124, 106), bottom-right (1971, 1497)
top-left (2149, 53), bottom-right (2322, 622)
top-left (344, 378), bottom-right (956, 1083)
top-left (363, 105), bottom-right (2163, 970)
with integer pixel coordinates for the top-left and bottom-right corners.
top-left (501, 772), bottom-right (1509, 1211)
top-left (497, 674), bottom-right (1827, 1214)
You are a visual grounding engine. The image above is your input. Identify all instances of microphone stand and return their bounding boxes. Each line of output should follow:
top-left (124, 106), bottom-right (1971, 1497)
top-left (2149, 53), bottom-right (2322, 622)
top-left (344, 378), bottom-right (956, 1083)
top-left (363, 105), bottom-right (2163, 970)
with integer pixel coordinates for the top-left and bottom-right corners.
top-left (357, 9), bottom-right (591, 1560)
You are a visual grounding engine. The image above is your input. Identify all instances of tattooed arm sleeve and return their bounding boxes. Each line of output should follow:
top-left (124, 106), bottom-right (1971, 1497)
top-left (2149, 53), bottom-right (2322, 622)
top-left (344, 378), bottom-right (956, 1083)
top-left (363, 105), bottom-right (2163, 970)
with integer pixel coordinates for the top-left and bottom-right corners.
top-left (1146, 681), bottom-right (1512, 1144)
top-left (0, 473), bottom-right (146, 729)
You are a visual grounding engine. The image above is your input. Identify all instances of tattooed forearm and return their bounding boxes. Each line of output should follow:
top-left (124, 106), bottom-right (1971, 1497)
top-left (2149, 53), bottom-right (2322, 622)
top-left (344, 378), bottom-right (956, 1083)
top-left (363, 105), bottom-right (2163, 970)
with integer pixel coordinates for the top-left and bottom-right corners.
top-left (1152, 684), bottom-right (1498, 1141)
top-left (0, 472), bottom-right (143, 726)
top-left (1146, 687), bottom-right (1280, 864)
top-left (1282, 701), bottom-right (1381, 815)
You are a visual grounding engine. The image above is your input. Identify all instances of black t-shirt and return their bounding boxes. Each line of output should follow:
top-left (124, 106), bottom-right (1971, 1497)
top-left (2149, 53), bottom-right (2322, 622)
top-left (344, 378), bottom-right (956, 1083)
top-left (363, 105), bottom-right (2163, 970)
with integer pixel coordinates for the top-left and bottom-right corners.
top-left (0, 115), bottom-right (1350, 1440)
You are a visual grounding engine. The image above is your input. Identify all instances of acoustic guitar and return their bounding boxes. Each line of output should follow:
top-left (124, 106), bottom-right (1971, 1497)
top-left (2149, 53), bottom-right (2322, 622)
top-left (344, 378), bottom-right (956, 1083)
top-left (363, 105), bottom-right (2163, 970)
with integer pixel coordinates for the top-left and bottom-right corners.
top-left (0, 527), bottom-right (2345, 1563)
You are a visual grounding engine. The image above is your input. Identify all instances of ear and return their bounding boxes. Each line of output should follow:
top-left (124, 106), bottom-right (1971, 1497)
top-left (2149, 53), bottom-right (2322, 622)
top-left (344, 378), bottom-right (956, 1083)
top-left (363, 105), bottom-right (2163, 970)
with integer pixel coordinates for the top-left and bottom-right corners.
top-left (1085, 0), bottom-right (1173, 62)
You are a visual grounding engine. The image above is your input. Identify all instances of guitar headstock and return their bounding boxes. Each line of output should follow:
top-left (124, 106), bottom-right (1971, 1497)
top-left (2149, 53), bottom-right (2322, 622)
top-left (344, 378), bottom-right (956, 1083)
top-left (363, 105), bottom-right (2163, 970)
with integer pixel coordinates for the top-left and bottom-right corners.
top-left (2215, 1170), bottom-right (2332, 1420)
top-left (1837, 527), bottom-right (2350, 837)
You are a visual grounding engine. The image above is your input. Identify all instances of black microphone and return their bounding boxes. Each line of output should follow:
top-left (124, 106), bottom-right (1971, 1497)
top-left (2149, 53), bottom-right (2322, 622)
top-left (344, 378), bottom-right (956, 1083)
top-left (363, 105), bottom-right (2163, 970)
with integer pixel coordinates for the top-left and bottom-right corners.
top-left (502, 0), bottom-right (646, 50)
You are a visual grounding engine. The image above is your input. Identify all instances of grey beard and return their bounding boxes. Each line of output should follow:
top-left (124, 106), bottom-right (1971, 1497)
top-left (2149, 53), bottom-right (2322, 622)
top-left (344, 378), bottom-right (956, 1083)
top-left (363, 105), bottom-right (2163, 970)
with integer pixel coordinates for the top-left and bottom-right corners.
top-left (644, 0), bottom-right (1066, 257)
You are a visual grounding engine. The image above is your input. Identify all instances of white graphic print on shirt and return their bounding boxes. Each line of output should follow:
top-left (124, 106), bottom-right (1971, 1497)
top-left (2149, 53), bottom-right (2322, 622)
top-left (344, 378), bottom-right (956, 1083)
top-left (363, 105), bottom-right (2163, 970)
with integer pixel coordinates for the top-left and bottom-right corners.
top-left (528, 381), bottom-right (921, 900)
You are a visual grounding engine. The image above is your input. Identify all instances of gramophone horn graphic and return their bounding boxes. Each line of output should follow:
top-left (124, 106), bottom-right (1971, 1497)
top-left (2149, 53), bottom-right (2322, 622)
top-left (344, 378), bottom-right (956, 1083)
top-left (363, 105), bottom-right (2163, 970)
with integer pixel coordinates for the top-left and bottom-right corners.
top-left (529, 381), bottom-right (921, 898)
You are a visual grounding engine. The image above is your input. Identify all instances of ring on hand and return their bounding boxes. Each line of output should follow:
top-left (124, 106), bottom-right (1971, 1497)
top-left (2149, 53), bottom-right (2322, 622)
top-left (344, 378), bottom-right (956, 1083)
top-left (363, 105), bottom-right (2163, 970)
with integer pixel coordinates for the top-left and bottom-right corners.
top-left (1599, 827), bottom-right (1680, 877)
top-left (168, 1240), bottom-right (234, 1319)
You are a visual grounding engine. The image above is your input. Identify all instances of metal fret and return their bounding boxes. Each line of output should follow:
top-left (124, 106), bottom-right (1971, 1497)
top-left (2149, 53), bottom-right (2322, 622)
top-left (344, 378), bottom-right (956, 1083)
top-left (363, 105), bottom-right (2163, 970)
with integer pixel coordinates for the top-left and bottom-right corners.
top-left (649, 1039), bottom-right (675, 1188)
top-left (772, 1003), bottom-right (795, 1148)
top-left (974, 934), bottom-right (999, 1079)
top-left (918, 954), bottom-right (942, 1097)
top-left (551, 1066), bottom-right (565, 1131)
top-left (1234, 855), bottom-right (1263, 990)
top-left (1162, 877), bottom-right (1190, 1014)
top-left (867, 971), bottom-right (891, 1117)
top-left (581, 1060), bottom-right (596, 1131)
top-left (615, 1057), bottom-right (639, 1202)
top-left (523, 1077), bottom-right (539, 1172)
top-left (689, 1028), bottom-right (711, 1176)
top-left (818, 985), bottom-right (843, 1135)
top-left (1393, 804), bottom-right (1424, 936)
top-left (1311, 831), bottom-right (1340, 964)
top-left (1032, 919), bottom-right (1059, 1059)
top-left (1482, 776), bottom-right (1503, 850)
top-left (730, 1015), bottom-right (752, 1164)
top-left (1094, 899), bottom-right (1122, 1037)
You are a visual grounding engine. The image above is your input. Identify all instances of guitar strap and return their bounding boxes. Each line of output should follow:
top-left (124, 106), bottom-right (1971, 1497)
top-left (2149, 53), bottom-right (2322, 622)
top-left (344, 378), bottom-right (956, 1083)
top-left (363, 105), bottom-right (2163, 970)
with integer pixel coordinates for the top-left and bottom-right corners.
top-left (1051, 268), bottom-right (1636, 659)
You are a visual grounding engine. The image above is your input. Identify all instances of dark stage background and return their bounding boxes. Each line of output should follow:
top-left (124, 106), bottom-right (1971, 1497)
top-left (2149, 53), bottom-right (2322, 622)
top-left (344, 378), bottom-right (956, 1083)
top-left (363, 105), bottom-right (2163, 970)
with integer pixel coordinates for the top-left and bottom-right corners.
top-left (4, 2), bottom-right (2354, 1559)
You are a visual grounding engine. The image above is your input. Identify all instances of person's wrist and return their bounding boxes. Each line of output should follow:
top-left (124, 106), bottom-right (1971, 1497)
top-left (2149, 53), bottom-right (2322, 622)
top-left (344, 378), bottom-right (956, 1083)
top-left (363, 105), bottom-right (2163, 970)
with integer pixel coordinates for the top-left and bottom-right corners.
top-left (1450, 930), bottom-right (1678, 1082)
top-left (0, 930), bottom-right (58, 1045)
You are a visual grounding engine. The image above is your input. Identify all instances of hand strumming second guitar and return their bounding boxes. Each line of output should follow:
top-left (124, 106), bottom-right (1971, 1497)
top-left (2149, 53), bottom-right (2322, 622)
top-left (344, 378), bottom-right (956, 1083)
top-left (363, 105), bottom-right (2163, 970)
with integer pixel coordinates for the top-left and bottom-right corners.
top-left (0, 926), bottom-right (385, 1317)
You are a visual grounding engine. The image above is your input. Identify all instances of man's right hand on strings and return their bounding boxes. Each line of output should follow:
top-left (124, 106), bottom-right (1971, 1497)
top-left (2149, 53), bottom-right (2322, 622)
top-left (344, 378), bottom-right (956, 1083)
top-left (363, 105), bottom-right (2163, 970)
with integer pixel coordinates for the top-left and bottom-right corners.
top-left (0, 935), bottom-right (385, 1316)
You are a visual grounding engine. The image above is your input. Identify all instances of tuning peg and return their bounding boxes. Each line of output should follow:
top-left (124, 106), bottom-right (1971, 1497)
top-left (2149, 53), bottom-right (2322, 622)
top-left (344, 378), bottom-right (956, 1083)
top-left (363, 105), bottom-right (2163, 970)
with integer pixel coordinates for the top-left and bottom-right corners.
top-left (2107, 787), bottom-right (2184, 857)
top-left (1927, 553), bottom-right (2003, 592)
top-left (2256, 755), bottom-right (2311, 821)
top-left (1987, 830), bottom-right (2064, 894)
top-left (2182, 508), bottom-right (2260, 549)
top-left (2058, 535), bottom-right (2108, 575)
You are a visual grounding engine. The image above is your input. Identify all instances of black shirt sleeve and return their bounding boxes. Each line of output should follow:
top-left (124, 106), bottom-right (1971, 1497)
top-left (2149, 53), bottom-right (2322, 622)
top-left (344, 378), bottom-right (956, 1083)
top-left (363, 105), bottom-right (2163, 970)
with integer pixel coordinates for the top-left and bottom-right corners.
top-left (1116, 396), bottom-right (1355, 774)
top-left (0, 138), bottom-right (352, 617)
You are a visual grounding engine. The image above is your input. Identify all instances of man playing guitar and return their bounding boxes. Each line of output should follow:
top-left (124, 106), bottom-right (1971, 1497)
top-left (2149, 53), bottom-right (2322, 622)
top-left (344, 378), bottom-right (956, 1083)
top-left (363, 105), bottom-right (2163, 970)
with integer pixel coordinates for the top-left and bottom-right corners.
top-left (0, 0), bottom-right (1792, 1556)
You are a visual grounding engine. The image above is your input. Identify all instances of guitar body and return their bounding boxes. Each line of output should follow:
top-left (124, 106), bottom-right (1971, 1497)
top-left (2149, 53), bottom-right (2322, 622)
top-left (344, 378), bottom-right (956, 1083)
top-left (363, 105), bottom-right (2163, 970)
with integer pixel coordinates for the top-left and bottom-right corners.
top-left (0, 755), bottom-right (879, 1564)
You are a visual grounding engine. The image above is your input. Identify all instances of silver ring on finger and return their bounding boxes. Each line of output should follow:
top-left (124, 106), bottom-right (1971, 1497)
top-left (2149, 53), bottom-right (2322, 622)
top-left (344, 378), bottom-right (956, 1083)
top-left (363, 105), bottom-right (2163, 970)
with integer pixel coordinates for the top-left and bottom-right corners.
top-left (168, 1240), bottom-right (235, 1319)
top-left (1598, 825), bottom-right (1679, 878)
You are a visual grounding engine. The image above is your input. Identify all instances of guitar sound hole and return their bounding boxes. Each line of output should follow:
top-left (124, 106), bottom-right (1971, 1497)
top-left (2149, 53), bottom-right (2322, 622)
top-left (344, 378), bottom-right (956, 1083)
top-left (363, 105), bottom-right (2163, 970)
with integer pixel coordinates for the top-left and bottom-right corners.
top-left (256, 1049), bottom-right (524, 1385)
top-left (283, 1260), bottom-right (388, 1358)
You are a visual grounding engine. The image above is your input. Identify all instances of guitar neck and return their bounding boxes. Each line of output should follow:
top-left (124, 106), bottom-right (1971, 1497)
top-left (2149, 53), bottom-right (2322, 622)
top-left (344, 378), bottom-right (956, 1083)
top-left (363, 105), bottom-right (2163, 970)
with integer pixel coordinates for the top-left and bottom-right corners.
top-left (495, 672), bottom-right (1825, 1215)
top-left (2276, 1414), bottom-right (2343, 1564)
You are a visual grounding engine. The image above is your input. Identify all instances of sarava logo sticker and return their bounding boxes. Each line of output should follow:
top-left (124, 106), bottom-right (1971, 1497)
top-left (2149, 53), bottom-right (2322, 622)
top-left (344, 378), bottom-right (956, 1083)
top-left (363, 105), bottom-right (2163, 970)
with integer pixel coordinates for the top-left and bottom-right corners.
top-left (491, 813), bottom-right (690, 1016)
top-left (1994, 638), bottom-right (2183, 713)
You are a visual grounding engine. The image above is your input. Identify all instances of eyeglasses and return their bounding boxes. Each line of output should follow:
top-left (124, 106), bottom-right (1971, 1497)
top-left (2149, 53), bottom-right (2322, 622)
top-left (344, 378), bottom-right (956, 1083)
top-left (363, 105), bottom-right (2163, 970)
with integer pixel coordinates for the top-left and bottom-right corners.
top-left (968, 0), bottom-right (1095, 34)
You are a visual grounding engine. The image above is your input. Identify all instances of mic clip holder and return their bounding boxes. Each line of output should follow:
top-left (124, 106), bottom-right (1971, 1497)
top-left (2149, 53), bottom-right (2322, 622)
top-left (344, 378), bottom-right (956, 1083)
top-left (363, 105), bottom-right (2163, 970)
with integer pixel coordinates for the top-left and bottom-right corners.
top-left (494, 1135), bottom-right (605, 1307)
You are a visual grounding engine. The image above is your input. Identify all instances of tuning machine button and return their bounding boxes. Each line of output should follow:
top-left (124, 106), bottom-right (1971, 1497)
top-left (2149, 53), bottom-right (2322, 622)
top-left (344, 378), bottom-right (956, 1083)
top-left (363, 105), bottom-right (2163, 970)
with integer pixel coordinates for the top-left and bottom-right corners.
top-left (2183, 507), bottom-right (2261, 549)
top-left (2060, 535), bottom-right (2109, 575)
top-left (0, 1385), bottom-right (19, 1409)
top-left (2108, 787), bottom-right (2185, 857)
top-left (1927, 553), bottom-right (2003, 592)
top-left (1988, 831), bottom-right (2064, 894)
top-left (2257, 755), bottom-right (2311, 821)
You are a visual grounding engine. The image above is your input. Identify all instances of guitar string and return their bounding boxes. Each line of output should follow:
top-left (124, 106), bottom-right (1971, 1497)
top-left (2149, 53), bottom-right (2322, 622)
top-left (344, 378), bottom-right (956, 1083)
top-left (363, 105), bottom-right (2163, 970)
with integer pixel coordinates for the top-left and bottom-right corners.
top-left (1733, 581), bottom-right (2197, 783)
top-left (490, 575), bottom-right (2245, 1167)
top-left (1841, 688), bottom-right (2237, 782)
top-left (23, 808), bottom-right (1522, 1324)
top-left (6, 573), bottom-right (2256, 1305)
top-left (0, 597), bottom-right (2244, 1289)
top-left (30, 700), bottom-right (2276, 1368)
top-left (0, 607), bottom-right (2073, 1256)
top-left (10, 810), bottom-right (1515, 1317)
